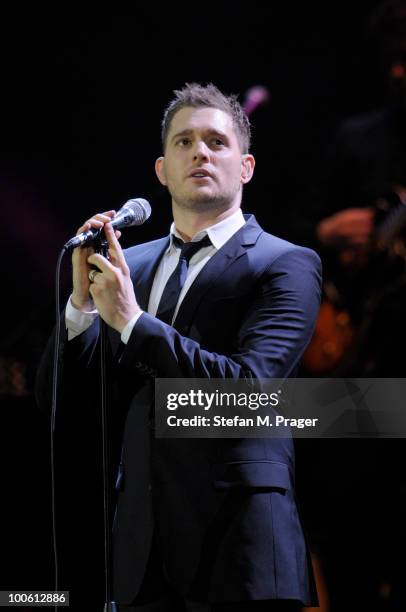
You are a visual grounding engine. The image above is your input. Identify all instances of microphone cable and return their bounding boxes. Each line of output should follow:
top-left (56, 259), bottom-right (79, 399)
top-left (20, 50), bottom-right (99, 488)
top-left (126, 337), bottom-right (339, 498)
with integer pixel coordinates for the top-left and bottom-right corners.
top-left (50, 246), bottom-right (68, 611)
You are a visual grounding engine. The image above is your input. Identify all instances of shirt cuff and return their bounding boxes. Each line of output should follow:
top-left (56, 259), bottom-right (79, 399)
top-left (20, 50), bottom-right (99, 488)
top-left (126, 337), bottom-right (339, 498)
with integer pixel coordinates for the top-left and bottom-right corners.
top-left (121, 311), bottom-right (144, 344)
top-left (66, 296), bottom-right (99, 341)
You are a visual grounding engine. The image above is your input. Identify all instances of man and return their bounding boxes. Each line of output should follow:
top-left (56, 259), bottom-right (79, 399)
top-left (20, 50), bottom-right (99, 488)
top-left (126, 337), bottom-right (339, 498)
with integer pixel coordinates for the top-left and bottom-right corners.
top-left (37, 83), bottom-right (321, 611)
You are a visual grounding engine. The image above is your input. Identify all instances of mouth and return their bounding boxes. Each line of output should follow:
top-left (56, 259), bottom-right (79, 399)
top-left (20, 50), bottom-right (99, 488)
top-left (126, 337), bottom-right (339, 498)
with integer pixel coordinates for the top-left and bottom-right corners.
top-left (188, 168), bottom-right (212, 179)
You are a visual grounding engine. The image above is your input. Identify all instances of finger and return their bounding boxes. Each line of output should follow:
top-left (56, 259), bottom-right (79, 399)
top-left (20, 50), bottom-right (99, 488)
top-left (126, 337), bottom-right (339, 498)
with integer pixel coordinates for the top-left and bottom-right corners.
top-left (76, 211), bottom-right (116, 236)
top-left (88, 283), bottom-right (96, 301)
top-left (103, 222), bottom-right (127, 268)
top-left (88, 268), bottom-right (102, 284)
top-left (76, 219), bottom-right (105, 236)
top-left (87, 252), bottom-right (115, 274)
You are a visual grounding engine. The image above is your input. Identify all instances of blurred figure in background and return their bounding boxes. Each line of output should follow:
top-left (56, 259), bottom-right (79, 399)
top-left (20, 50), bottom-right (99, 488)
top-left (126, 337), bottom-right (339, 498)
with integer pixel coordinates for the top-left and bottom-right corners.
top-left (302, 0), bottom-right (406, 378)
top-left (292, 3), bottom-right (406, 611)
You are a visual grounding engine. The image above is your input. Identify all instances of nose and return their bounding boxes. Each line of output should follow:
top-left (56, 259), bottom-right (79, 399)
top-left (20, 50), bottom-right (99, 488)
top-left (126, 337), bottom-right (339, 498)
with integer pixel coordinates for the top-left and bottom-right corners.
top-left (193, 140), bottom-right (210, 162)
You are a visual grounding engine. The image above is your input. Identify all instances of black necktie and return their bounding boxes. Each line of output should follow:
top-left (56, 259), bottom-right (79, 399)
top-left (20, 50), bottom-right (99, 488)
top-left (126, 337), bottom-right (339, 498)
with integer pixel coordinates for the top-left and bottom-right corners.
top-left (156, 234), bottom-right (212, 325)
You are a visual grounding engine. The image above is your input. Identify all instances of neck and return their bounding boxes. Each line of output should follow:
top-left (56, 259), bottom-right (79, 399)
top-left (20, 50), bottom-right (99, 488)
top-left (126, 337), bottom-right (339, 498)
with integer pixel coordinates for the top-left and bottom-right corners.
top-left (172, 201), bottom-right (241, 241)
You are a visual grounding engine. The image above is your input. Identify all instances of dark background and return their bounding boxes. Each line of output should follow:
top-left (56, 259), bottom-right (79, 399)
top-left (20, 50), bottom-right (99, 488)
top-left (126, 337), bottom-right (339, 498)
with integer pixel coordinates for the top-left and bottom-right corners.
top-left (0, 3), bottom-right (387, 329)
top-left (1, 3), bottom-right (401, 610)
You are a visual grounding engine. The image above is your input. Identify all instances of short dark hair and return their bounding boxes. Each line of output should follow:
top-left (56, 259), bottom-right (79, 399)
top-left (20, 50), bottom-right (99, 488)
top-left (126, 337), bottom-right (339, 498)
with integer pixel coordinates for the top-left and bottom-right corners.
top-left (161, 83), bottom-right (251, 153)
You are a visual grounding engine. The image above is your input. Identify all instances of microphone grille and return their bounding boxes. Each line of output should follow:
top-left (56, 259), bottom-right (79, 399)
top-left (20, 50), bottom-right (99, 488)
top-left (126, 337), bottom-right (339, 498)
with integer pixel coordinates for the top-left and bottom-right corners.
top-left (124, 198), bottom-right (152, 225)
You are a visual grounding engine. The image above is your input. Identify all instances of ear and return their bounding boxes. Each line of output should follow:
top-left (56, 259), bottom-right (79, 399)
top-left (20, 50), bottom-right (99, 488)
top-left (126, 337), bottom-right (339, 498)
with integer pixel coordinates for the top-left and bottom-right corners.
top-left (155, 156), bottom-right (167, 186)
top-left (241, 154), bottom-right (255, 184)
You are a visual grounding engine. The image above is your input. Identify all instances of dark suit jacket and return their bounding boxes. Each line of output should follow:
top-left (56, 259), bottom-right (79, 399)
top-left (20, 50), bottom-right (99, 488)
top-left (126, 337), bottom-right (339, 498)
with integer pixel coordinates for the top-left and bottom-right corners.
top-left (37, 214), bottom-right (321, 606)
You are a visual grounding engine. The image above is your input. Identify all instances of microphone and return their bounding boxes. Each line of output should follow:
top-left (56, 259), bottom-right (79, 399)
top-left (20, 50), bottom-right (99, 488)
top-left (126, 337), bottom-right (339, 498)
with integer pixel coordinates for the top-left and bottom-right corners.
top-left (64, 198), bottom-right (151, 250)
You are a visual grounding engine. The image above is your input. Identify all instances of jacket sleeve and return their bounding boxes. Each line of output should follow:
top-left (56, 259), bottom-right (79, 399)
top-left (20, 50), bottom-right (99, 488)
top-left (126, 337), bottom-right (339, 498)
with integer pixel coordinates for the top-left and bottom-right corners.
top-left (119, 247), bottom-right (322, 380)
top-left (35, 313), bottom-right (101, 413)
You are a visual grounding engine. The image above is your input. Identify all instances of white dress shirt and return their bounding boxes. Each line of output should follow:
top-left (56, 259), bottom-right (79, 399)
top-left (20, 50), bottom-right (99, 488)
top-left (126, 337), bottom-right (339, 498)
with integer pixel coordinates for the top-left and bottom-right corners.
top-left (65, 208), bottom-right (246, 344)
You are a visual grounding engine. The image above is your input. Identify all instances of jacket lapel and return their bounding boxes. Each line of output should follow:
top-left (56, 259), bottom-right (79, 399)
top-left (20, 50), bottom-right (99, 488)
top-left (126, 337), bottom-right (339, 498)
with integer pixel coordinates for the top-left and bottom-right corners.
top-left (173, 215), bottom-right (262, 334)
top-left (131, 237), bottom-right (170, 311)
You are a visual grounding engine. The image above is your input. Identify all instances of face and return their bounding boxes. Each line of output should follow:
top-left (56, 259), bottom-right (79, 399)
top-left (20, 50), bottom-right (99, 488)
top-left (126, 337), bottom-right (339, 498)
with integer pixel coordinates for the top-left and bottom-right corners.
top-left (155, 106), bottom-right (255, 213)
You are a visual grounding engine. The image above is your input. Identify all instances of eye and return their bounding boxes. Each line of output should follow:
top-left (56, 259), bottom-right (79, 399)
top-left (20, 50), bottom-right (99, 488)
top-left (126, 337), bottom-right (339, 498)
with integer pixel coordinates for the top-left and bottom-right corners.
top-left (177, 137), bottom-right (191, 146)
top-left (212, 138), bottom-right (225, 147)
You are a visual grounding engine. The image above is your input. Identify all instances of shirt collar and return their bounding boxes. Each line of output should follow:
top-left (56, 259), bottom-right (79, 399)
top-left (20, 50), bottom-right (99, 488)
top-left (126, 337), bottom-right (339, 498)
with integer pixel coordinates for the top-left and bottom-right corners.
top-left (167, 208), bottom-right (246, 253)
